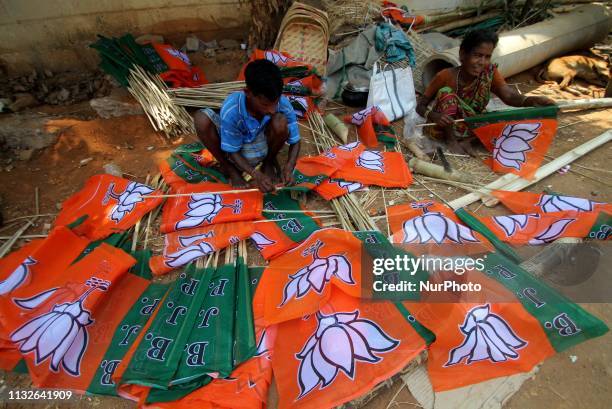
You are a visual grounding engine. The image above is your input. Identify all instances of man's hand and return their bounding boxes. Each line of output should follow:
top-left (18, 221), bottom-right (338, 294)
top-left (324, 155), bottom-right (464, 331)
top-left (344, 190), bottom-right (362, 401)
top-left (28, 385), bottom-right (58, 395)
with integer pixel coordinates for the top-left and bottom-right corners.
top-left (525, 95), bottom-right (556, 107)
top-left (252, 169), bottom-right (275, 193)
top-left (281, 165), bottom-right (295, 186)
top-left (429, 112), bottom-right (455, 128)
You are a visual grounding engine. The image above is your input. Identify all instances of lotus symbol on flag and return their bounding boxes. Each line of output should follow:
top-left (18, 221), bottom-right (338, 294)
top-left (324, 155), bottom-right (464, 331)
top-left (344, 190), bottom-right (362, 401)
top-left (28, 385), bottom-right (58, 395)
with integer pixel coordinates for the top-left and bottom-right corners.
top-left (251, 232), bottom-right (276, 251)
top-left (402, 209), bottom-right (479, 244)
top-left (356, 151), bottom-right (384, 173)
top-left (333, 179), bottom-right (363, 193)
top-left (165, 241), bottom-right (215, 268)
top-left (264, 50), bottom-right (294, 65)
top-left (288, 96), bottom-right (309, 114)
top-left (337, 141), bottom-right (362, 151)
top-left (280, 240), bottom-right (354, 306)
top-left (0, 256), bottom-right (36, 296)
top-left (493, 214), bottom-right (539, 237)
top-left (175, 193), bottom-right (242, 230)
top-left (492, 123), bottom-right (541, 170)
top-left (445, 304), bottom-right (527, 367)
top-left (528, 218), bottom-right (575, 245)
top-left (255, 329), bottom-right (270, 359)
top-left (296, 310), bottom-right (399, 398)
top-left (10, 277), bottom-right (110, 376)
top-left (350, 107), bottom-right (377, 125)
top-left (537, 194), bottom-right (598, 213)
top-left (105, 182), bottom-right (155, 223)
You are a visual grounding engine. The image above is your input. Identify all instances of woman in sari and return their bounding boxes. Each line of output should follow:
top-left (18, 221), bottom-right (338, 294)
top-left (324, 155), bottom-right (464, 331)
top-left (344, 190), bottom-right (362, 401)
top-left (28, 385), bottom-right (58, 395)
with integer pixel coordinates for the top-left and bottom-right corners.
top-left (416, 30), bottom-right (555, 155)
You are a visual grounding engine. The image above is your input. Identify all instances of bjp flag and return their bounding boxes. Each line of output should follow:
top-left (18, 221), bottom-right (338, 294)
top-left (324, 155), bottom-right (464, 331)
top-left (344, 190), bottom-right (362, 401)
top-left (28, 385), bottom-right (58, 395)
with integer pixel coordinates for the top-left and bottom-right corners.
top-left (54, 174), bottom-right (163, 240)
top-left (491, 190), bottom-right (612, 215)
top-left (256, 228), bottom-right (363, 325)
top-left (345, 106), bottom-right (394, 147)
top-left (478, 210), bottom-right (611, 244)
top-left (273, 289), bottom-right (426, 409)
top-left (159, 142), bottom-right (226, 188)
top-left (150, 221), bottom-right (256, 276)
top-left (291, 155), bottom-right (340, 192)
top-left (251, 191), bottom-right (322, 260)
top-left (161, 183), bottom-right (263, 233)
top-left (333, 151), bottom-right (412, 188)
top-left (465, 106), bottom-right (559, 179)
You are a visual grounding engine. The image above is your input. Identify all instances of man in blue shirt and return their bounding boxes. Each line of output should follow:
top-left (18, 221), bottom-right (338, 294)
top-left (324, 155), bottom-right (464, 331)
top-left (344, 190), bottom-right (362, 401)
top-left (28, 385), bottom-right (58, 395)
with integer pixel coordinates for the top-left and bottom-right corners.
top-left (194, 59), bottom-right (301, 193)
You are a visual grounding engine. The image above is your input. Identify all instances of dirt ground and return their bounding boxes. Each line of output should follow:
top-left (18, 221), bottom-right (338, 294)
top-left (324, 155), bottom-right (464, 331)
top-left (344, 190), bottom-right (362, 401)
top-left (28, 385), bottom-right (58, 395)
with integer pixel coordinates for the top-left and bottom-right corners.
top-left (0, 48), bottom-right (611, 409)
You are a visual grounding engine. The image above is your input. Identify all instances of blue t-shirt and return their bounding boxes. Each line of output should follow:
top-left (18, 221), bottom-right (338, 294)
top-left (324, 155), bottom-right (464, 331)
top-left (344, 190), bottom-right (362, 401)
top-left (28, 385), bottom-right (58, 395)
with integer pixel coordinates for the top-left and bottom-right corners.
top-left (219, 91), bottom-right (300, 153)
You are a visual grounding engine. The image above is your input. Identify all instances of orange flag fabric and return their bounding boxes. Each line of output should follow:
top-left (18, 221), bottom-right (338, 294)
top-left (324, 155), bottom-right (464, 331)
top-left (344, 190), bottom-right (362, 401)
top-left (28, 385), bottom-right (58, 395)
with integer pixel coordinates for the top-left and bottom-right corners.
top-left (273, 289), bottom-right (426, 409)
top-left (478, 210), bottom-right (610, 244)
top-left (292, 156), bottom-right (340, 192)
top-left (54, 175), bottom-right (163, 240)
top-left (150, 221), bottom-right (257, 276)
top-left (492, 190), bottom-right (612, 215)
top-left (256, 228), bottom-right (363, 325)
top-left (344, 106), bottom-right (391, 147)
top-left (333, 151), bottom-right (412, 188)
top-left (160, 183), bottom-right (263, 233)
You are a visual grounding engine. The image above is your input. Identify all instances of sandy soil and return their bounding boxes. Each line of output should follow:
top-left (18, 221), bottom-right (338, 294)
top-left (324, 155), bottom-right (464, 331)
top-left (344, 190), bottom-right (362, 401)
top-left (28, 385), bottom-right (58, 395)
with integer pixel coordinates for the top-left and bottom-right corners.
top-left (0, 52), bottom-right (611, 409)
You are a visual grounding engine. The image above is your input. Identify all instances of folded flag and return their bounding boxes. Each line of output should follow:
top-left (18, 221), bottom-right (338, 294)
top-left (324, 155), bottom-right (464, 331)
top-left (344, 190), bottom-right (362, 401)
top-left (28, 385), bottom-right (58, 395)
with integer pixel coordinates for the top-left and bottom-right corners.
top-left (478, 210), bottom-right (612, 244)
top-left (160, 183), bottom-right (263, 233)
top-left (54, 174), bottom-right (163, 241)
top-left (313, 142), bottom-right (367, 200)
top-left (272, 289), bottom-right (426, 409)
top-left (250, 191), bottom-right (322, 260)
top-left (256, 228), bottom-right (363, 325)
top-left (492, 190), bottom-right (612, 215)
top-left (159, 142), bottom-right (227, 188)
top-left (152, 43), bottom-right (208, 88)
top-left (292, 156), bottom-right (340, 192)
top-left (465, 106), bottom-right (559, 179)
top-left (150, 221), bottom-right (256, 276)
top-left (287, 95), bottom-right (319, 119)
top-left (345, 107), bottom-right (396, 147)
top-left (333, 150), bottom-right (413, 188)
top-left (404, 251), bottom-right (608, 391)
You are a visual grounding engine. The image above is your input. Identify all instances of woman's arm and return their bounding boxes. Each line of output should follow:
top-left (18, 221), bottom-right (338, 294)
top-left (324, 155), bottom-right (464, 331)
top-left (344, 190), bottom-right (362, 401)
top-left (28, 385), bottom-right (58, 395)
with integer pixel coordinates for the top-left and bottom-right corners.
top-left (495, 83), bottom-right (555, 107)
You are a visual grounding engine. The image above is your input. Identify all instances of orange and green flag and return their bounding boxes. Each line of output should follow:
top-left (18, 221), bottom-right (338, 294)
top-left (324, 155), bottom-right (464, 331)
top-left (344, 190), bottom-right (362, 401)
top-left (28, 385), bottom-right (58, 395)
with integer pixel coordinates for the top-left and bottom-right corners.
top-left (333, 151), bottom-right (412, 188)
top-left (272, 289), bottom-right (427, 409)
top-left (54, 174), bottom-right (163, 240)
top-left (291, 155), bottom-right (340, 192)
top-left (345, 106), bottom-right (397, 147)
top-left (159, 142), bottom-right (227, 188)
top-left (465, 106), bottom-right (559, 179)
top-left (491, 190), bottom-right (612, 215)
top-left (160, 183), bottom-right (263, 233)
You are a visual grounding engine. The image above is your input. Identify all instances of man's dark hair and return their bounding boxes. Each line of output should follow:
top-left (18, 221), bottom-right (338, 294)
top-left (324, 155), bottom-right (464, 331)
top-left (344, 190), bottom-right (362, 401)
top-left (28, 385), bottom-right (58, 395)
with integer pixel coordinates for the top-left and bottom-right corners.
top-left (460, 30), bottom-right (499, 54)
top-left (244, 59), bottom-right (284, 101)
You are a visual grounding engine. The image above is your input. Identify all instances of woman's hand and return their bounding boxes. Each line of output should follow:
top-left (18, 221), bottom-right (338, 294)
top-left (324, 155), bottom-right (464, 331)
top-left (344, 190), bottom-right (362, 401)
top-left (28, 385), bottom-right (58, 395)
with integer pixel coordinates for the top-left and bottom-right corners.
top-left (429, 112), bottom-right (455, 128)
top-left (524, 95), bottom-right (556, 107)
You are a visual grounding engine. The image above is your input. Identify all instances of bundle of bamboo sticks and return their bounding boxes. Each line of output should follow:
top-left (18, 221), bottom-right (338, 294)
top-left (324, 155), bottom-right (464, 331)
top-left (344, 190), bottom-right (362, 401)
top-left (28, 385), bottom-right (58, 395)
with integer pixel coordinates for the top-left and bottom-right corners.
top-left (127, 66), bottom-right (195, 138)
top-left (168, 81), bottom-right (245, 109)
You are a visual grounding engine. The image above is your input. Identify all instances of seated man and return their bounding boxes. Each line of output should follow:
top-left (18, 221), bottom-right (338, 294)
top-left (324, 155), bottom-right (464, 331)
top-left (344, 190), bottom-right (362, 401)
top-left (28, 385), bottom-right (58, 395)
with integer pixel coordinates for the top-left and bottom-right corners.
top-left (194, 59), bottom-right (301, 193)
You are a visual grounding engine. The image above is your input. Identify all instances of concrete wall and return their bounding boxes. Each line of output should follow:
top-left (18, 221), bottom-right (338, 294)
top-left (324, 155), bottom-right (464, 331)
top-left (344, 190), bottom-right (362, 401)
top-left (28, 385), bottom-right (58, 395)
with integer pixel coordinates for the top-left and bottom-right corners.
top-left (0, 0), bottom-right (251, 75)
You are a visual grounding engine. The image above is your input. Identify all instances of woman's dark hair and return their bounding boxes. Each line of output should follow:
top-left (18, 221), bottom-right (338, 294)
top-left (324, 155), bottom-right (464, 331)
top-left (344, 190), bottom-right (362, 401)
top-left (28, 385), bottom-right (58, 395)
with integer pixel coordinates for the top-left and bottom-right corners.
top-left (460, 30), bottom-right (499, 54)
top-left (244, 59), bottom-right (284, 101)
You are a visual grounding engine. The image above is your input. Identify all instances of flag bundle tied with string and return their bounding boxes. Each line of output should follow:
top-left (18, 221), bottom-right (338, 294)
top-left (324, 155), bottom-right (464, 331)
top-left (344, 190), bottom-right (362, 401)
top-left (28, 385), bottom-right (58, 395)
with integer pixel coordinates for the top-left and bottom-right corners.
top-left (159, 142), bottom-right (227, 188)
top-left (150, 221), bottom-right (257, 276)
top-left (0, 239), bottom-right (163, 393)
top-left (403, 251), bottom-right (608, 391)
top-left (272, 290), bottom-right (428, 409)
top-left (345, 106), bottom-right (398, 147)
top-left (161, 183), bottom-right (263, 233)
top-left (465, 106), bottom-right (559, 179)
top-left (54, 175), bottom-right (163, 240)
top-left (250, 191), bottom-right (322, 260)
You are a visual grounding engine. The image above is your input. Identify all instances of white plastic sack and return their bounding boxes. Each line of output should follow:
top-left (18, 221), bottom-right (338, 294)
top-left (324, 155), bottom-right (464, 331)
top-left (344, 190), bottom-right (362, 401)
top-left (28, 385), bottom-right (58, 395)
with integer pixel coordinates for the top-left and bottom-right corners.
top-left (367, 62), bottom-right (417, 122)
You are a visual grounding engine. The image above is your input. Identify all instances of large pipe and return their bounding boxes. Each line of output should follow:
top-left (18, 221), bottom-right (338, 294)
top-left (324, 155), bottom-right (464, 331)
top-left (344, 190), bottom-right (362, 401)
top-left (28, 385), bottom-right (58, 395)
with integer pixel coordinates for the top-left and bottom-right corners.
top-left (422, 4), bottom-right (612, 87)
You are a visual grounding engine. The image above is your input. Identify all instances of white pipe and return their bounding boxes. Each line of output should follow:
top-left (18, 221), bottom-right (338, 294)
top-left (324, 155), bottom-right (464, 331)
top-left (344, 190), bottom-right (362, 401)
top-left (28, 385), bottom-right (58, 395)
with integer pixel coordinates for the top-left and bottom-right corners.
top-left (422, 4), bottom-right (612, 87)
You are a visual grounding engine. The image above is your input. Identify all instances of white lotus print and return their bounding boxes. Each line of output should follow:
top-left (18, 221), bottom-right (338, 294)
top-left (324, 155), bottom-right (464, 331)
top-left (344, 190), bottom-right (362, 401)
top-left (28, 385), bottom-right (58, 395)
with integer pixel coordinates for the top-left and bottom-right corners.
top-left (264, 50), bottom-right (295, 65)
top-left (288, 96), bottom-right (309, 115)
top-left (537, 194), bottom-right (599, 213)
top-left (178, 231), bottom-right (214, 247)
top-left (402, 210), bottom-right (479, 244)
top-left (296, 310), bottom-right (399, 398)
top-left (332, 179), bottom-right (363, 193)
top-left (251, 232), bottom-right (276, 251)
top-left (337, 141), bottom-right (362, 151)
top-left (350, 107), bottom-right (377, 126)
top-left (445, 304), bottom-right (527, 367)
top-left (255, 329), bottom-right (271, 359)
top-left (0, 257), bottom-right (36, 296)
top-left (10, 277), bottom-right (110, 376)
top-left (280, 241), bottom-right (354, 306)
top-left (493, 214), bottom-right (539, 237)
top-left (165, 241), bottom-right (215, 268)
top-left (356, 151), bottom-right (384, 173)
top-left (175, 193), bottom-right (242, 230)
top-left (528, 218), bottom-right (575, 245)
top-left (104, 182), bottom-right (155, 223)
top-left (492, 123), bottom-right (540, 170)
top-left (13, 287), bottom-right (58, 310)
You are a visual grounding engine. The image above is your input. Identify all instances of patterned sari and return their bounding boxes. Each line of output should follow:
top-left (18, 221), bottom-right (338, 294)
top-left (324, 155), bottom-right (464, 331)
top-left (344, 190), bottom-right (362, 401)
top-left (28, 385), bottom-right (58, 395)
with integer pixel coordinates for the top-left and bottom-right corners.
top-left (430, 64), bottom-right (495, 139)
